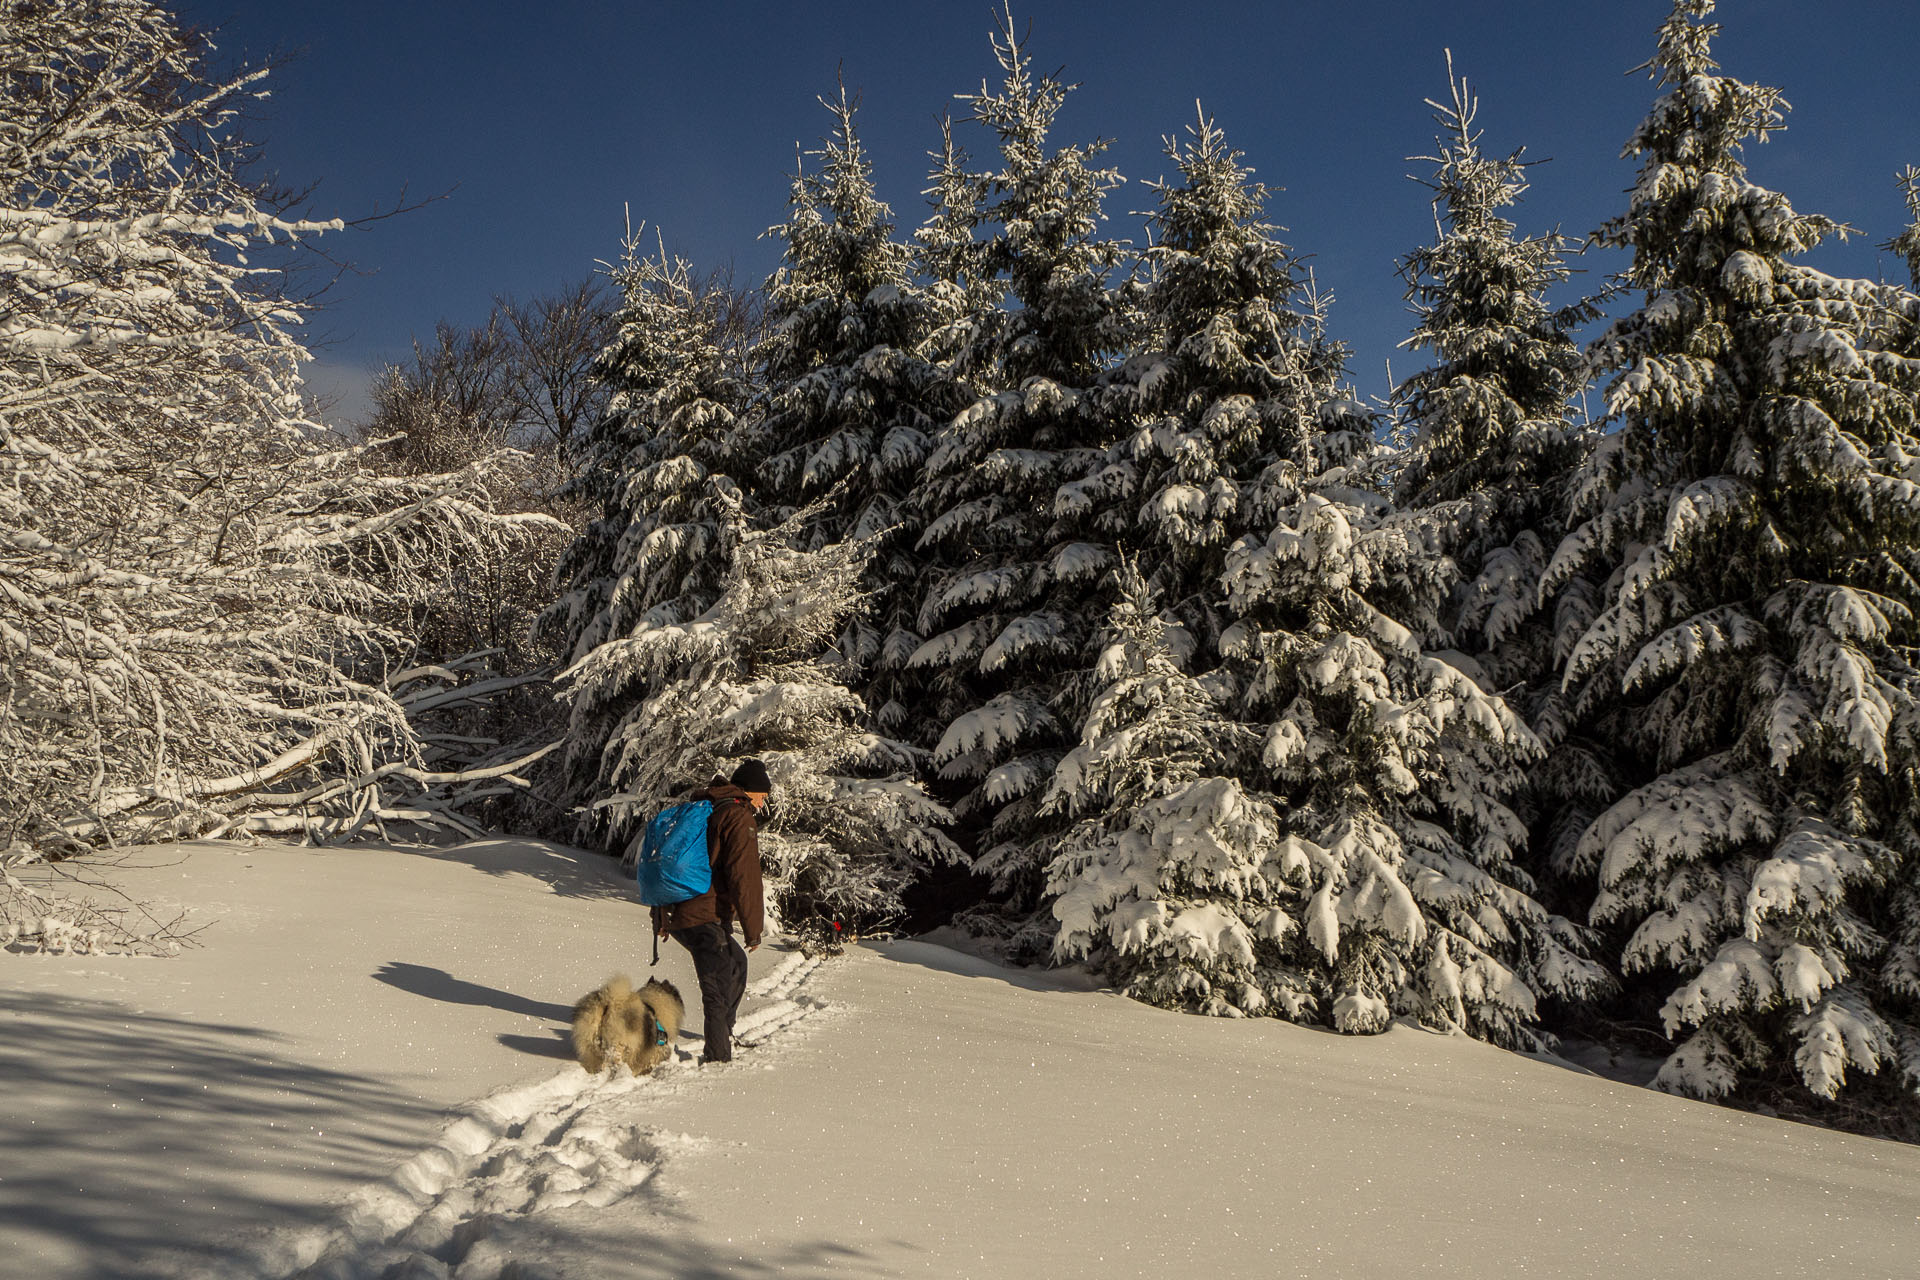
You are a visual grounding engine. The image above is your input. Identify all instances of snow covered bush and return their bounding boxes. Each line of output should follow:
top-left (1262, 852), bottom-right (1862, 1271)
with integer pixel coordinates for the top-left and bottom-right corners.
top-left (1545, 0), bottom-right (1920, 1107)
top-left (354, 280), bottom-right (613, 692)
top-left (0, 0), bottom-right (564, 912)
top-left (561, 505), bottom-right (960, 930)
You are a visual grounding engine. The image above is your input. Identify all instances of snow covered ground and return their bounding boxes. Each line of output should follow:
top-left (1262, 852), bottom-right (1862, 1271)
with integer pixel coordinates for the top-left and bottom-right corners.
top-left (6, 838), bottom-right (1920, 1279)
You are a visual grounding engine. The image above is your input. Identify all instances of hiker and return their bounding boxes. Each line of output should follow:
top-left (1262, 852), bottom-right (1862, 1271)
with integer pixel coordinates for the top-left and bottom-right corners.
top-left (652, 760), bottom-right (768, 1064)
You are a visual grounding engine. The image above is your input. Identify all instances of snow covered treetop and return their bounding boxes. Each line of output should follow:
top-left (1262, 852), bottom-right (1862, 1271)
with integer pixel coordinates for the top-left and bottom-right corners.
top-left (1887, 166), bottom-right (1920, 290)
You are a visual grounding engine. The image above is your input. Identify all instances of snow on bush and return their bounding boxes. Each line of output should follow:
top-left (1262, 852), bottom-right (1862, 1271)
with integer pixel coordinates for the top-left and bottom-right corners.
top-left (1043, 566), bottom-right (1293, 1016)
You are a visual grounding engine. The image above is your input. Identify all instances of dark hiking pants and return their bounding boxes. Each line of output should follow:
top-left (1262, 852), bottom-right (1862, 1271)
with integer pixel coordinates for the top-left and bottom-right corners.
top-left (671, 921), bottom-right (748, 1062)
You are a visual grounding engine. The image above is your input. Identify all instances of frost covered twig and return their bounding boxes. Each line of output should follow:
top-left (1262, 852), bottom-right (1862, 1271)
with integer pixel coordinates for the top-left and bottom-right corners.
top-left (2, 842), bottom-right (207, 956)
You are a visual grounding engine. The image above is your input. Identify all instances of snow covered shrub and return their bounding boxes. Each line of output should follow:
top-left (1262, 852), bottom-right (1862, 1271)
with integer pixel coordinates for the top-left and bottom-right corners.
top-left (1547, 0), bottom-right (1920, 1107)
top-left (0, 2), bottom-right (562, 911)
top-left (561, 505), bottom-right (960, 931)
top-left (349, 285), bottom-right (621, 837)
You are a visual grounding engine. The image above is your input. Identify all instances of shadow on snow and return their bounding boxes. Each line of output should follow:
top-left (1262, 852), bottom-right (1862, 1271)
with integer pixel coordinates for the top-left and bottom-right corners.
top-left (0, 988), bottom-right (435, 1280)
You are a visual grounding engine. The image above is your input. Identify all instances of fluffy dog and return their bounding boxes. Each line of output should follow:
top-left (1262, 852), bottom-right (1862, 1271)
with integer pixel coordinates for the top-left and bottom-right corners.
top-left (571, 975), bottom-right (684, 1075)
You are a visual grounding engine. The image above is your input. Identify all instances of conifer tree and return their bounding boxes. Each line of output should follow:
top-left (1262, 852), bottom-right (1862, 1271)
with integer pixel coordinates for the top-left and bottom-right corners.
top-left (546, 236), bottom-right (747, 819)
top-left (1034, 114), bottom-right (1319, 1008)
top-left (1888, 167), bottom-right (1920, 292)
top-left (1217, 403), bottom-right (1605, 1043)
top-left (1391, 62), bottom-right (1592, 698)
top-left (1879, 169), bottom-right (1920, 360)
top-left (1543, 0), bottom-right (1920, 1107)
top-left (1044, 566), bottom-right (1292, 1015)
top-left (737, 88), bottom-right (967, 733)
top-left (911, 14), bottom-right (1139, 900)
top-left (1103, 109), bottom-right (1324, 642)
top-left (563, 507), bottom-right (960, 929)
top-left (915, 115), bottom-right (1000, 375)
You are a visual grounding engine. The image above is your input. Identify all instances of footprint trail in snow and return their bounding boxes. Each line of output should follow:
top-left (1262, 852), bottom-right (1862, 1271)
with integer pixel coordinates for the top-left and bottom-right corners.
top-left (736, 951), bottom-right (827, 1046)
top-left (239, 949), bottom-right (833, 1280)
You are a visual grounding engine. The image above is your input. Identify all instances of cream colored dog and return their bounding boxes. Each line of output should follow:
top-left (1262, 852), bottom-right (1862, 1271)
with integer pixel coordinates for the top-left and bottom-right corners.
top-left (570, 975), bottom-right (684, 1075)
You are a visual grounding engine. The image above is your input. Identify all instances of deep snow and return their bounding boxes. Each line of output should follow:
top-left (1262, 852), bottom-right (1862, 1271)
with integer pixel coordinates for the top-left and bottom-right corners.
top-left (5, 838), bottom-right (1920, 1279)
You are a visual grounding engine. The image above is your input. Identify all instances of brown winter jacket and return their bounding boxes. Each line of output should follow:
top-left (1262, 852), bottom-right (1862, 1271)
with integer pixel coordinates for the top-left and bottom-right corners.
top-left (650, 779), bottom-right (765, 946)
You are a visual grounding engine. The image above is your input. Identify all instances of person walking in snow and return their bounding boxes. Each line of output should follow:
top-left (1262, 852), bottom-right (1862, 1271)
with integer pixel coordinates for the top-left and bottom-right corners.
top-left (653, 760), bottom-right (769, 1064)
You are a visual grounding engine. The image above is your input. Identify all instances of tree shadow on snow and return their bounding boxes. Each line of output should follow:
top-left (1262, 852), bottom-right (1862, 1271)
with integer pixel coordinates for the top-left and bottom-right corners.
top-left (0, 988), bottom-right (438, 1280)
top-left (395, 836), bottom-right (636, 903)
top-left (458, 1194), bottom-right (905, 1280)
top-left (869, 938), bottom-right (1104, 995)
top-left (372, 960), bottom-right (575, 1023)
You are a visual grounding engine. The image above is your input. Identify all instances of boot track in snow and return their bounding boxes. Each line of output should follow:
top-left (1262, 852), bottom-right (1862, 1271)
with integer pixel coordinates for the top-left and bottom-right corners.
top-left (235, 950), bottom-right (832, 1280)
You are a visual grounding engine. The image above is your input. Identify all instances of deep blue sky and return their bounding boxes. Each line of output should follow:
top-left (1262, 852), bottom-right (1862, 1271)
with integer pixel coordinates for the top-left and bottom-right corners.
top-left (172, 1), bottom-right (1919, 424)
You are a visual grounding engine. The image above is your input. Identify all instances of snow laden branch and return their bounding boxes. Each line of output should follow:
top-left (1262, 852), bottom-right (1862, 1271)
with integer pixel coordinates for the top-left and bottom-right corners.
top-left (1, 2), bottom-right (566, 952)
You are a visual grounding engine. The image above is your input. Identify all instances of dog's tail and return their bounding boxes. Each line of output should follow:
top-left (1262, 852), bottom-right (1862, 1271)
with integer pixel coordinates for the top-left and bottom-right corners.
top-left (603, 975), bottom-right (636, 1057)
top-left (588, 975), bottom-right (635, 1069)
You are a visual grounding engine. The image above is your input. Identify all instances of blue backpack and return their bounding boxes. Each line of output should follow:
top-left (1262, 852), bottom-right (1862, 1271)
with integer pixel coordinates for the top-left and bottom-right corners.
top-left (632, 801), bottom-right (714, 907)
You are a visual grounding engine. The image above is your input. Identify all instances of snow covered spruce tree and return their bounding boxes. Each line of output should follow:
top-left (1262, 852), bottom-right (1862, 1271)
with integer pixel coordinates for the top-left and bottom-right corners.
top-left (1880, 168), bottom-right (1920, 356)
top-left (1215, 406), bottom-right (1606, 1042)
top-left (735, 87), bottom-right (968, 736)
top-left (544, 234), bottom-right (749, 824)
top-left (1030, 114), bottom-right (1318, 1011)
top-left (1544, 0), bottom-right (1920, 1111)
top-left (914, 115), bottom-right (1002, 376)
top-left (561, 503), bottom-right (960, 929)
top-left (1890, 169), bottom-right (1920, 286)
top-left (0, 0), bottom-right (558, 934)
top-left (911, 16), bottom-right (1138, 904)
top-left (1101, 109), bottom-right (1324, 645)
top-left (1043, 564), bottom-right (1290, 1014)
top-left (1390, 62), bottom-right (1593, 708)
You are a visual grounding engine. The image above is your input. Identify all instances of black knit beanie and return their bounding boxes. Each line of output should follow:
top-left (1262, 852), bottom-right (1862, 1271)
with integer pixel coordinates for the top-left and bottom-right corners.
top-left (730, 759), bottom-right (773, 793)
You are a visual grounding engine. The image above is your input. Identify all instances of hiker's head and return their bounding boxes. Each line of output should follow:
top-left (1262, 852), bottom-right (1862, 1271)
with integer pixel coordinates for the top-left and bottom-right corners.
top-left (731, 759), bottom-right (772, 813)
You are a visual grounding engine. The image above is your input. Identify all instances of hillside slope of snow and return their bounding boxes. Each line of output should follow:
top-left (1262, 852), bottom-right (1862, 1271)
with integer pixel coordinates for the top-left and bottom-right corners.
top-left (5, 839), bottom-right (1918, 1279)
